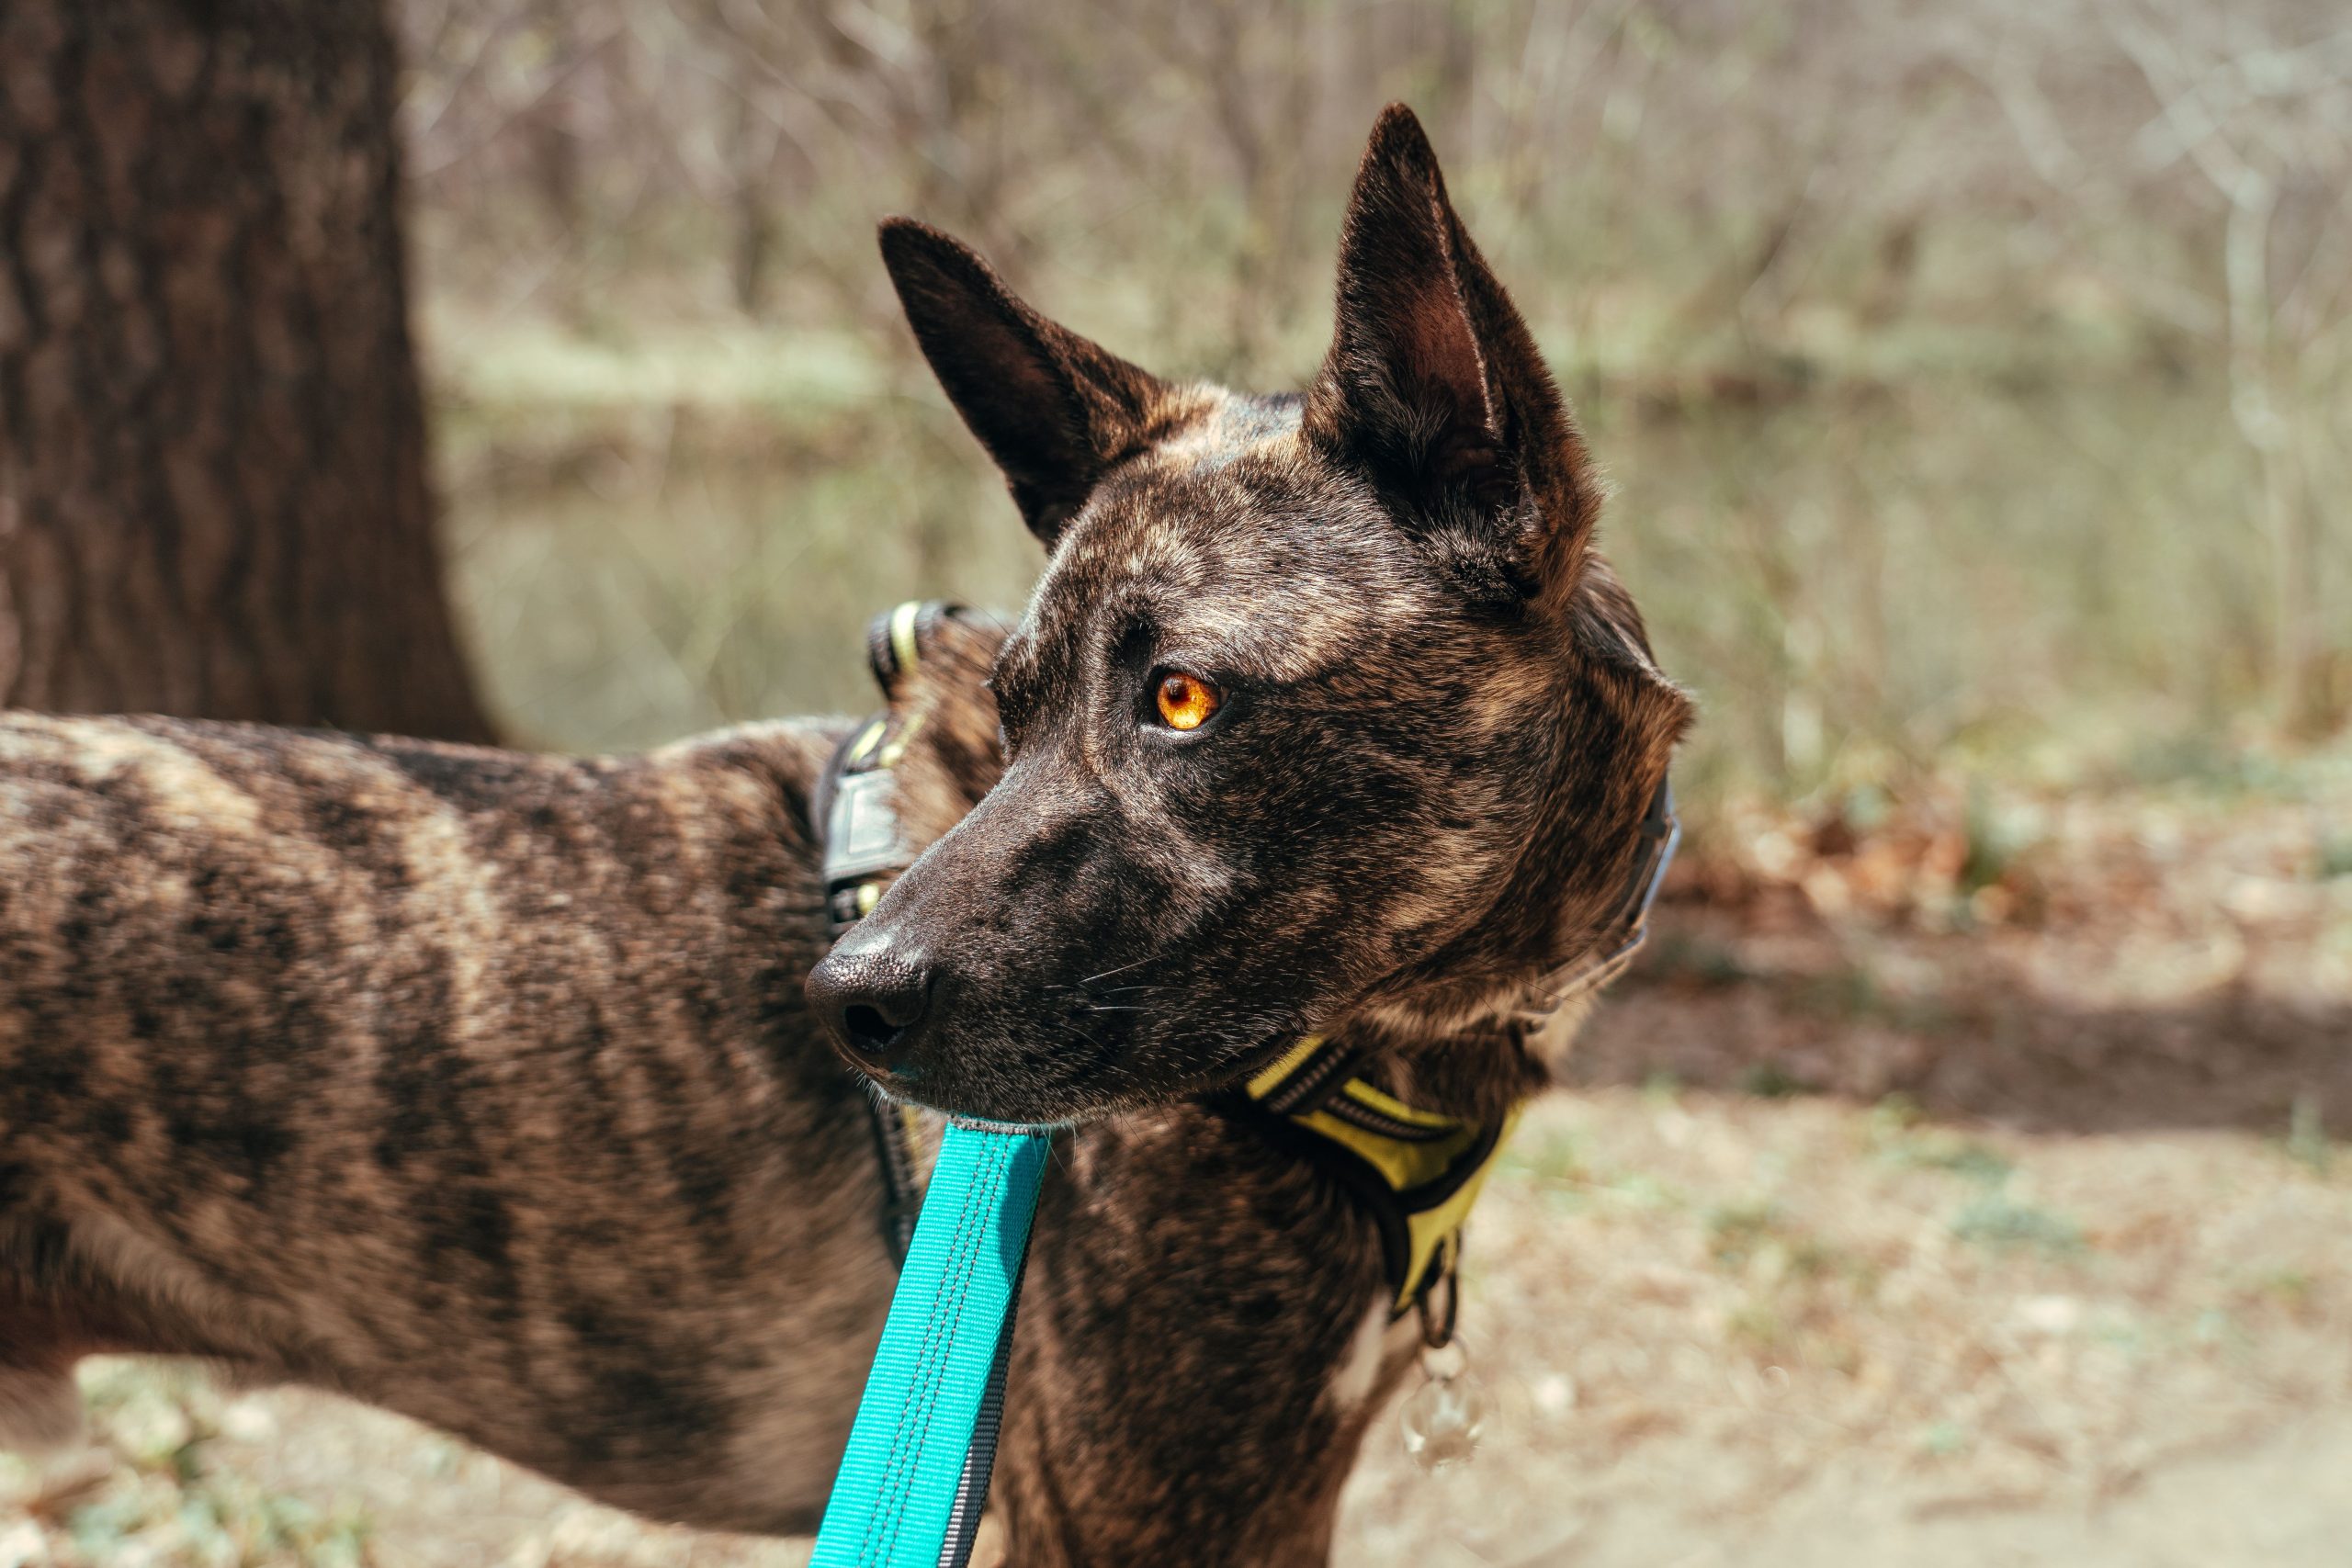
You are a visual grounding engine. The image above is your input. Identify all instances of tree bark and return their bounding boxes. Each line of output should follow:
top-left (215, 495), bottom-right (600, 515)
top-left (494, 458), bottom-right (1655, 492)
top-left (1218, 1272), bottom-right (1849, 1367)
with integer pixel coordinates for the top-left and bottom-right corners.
top-left (0, 0), bottom-right (494, 741)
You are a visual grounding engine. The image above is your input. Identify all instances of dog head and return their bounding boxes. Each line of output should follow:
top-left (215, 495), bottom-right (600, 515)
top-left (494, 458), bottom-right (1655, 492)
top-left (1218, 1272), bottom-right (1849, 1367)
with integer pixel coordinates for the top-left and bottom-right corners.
top-left (808, 106), bottom-right (1690, 1123)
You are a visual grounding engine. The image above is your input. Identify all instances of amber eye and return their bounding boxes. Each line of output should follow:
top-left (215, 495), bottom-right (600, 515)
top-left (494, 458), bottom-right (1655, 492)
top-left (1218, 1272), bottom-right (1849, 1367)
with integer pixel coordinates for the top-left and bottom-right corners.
top-left (1153, 671), bottom-right (1222, 731)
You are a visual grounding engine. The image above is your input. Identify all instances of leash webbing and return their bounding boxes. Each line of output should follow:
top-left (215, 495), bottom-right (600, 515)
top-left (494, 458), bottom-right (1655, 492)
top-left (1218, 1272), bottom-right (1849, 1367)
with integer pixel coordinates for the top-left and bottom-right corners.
top-left (809, 1122), bottom-right (1052, 1568)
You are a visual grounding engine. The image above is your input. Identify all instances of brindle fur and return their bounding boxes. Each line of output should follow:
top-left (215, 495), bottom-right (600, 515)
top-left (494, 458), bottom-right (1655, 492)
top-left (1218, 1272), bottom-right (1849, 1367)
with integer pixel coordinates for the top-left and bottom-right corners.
top-left (0, 707), bottom-right (896, 1529)
top-left (1, 107), bottom-right (1687, 1565)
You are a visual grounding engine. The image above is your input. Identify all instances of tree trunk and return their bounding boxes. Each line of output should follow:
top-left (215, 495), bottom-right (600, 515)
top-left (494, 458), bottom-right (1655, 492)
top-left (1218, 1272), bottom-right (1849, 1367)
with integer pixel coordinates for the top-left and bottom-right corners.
top-left (0, 0), bottom-right (494, 741)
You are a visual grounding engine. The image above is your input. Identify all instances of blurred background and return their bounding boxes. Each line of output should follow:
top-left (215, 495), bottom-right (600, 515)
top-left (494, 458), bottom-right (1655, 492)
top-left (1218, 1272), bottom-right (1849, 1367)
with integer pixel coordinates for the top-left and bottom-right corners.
top-left (3, 0), bottom-right (2349, 1563)
top-left (401, 0), bottom-right (2352, 784)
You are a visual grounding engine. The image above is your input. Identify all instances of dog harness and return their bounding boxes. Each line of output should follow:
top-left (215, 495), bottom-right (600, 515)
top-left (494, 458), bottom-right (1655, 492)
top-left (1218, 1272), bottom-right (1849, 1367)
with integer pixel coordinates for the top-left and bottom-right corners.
top-left (808, 601), bottom-right (1679, 1562)
top-left (1224, 1037), bottom-right (1521, 1324)
top-left (814, 698), bottom-right (933, 1264)
top-left (1216, 776), bottom-right (1680, 1331)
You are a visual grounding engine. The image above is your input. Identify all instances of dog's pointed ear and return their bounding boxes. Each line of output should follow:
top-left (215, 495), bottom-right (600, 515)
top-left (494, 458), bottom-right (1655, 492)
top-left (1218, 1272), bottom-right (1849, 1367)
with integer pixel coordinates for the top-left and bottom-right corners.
top-left (1305, 105), bottom-right (1600, 610)
top-left (880, 219), bottom-right (1169, 548)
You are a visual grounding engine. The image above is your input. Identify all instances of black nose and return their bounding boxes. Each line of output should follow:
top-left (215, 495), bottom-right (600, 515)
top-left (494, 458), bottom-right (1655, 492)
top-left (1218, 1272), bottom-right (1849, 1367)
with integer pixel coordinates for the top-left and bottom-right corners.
top-left (807, 939), bottom-right (933, 1073)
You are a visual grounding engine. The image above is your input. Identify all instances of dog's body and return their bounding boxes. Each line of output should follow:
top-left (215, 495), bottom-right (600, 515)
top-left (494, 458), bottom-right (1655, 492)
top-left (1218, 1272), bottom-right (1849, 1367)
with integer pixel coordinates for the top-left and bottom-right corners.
top-left (0, 710), bottom-right (897, 1529)
top-left (2, 107), bottom-right (1688, 1565)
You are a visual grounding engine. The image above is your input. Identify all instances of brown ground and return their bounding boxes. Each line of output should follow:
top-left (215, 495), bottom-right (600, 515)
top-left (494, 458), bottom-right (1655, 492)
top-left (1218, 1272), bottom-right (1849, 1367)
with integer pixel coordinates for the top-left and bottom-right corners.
top-left (6, 763), bottom-right (2347, 1566)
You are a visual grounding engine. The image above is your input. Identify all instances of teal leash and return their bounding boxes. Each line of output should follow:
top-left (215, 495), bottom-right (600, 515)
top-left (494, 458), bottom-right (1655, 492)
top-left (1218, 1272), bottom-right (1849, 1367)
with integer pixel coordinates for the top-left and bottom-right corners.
top-left (809, 1120), bottom-right (1053, 1568)
top-left (809, 642), bottom-right (1053, 1566)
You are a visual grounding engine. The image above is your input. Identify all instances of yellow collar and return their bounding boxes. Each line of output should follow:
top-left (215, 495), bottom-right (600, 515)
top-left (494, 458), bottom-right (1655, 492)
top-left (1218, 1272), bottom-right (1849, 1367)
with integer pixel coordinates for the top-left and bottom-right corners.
top-left (1238, 1036), bottom-right (1521, 1318)
top-left (1223, 781), bottom-right (1676, 1320)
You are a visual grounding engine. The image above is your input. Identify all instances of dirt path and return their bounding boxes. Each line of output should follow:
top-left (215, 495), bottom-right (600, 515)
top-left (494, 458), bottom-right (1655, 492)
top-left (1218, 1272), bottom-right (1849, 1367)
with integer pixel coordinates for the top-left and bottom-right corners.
top-left (1335, 1091), bottom-right (2352, 1567)
top-left (10, 1084), bottom-right (2345, 1568)
top-left (1471, 1410), bottom-right (2352, 1568)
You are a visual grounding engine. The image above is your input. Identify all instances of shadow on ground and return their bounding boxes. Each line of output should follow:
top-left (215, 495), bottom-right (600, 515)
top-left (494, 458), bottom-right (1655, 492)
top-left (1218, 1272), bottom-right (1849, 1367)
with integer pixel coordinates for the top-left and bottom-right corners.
top-left (1568, 900), bottom-right (2352, 1137)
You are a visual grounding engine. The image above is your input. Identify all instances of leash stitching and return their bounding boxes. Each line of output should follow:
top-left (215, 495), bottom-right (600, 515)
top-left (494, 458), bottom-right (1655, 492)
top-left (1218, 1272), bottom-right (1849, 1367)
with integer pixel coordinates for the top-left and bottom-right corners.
top-left (865, 1137), bottom-right (996, 1561)
top-left (863, 1134), bottom-right (1009, 1564)
top-left (858, 1140), bottom-right (979, 1561)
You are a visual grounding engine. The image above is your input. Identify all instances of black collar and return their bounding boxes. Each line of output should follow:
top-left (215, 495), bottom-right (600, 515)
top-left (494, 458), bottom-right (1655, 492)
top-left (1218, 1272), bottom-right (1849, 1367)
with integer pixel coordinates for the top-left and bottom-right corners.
top-left (1512, 778), bottom-right (1679, 1022)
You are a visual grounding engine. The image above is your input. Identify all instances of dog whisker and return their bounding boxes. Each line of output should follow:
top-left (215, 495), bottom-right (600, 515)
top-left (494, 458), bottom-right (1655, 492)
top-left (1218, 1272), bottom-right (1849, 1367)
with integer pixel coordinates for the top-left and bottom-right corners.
top-left (1044, 981), bottom-right (1164, 998)
top-left (1077, 954), bottom-right (1157, 988)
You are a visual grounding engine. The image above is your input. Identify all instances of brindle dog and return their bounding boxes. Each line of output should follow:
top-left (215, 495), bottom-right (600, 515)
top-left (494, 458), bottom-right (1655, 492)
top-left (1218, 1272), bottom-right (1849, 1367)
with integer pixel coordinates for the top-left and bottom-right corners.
top-left (1, 107), bottom-right (1686, 1564)
top-left (813, 108), bottom-right (1688, 1124)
